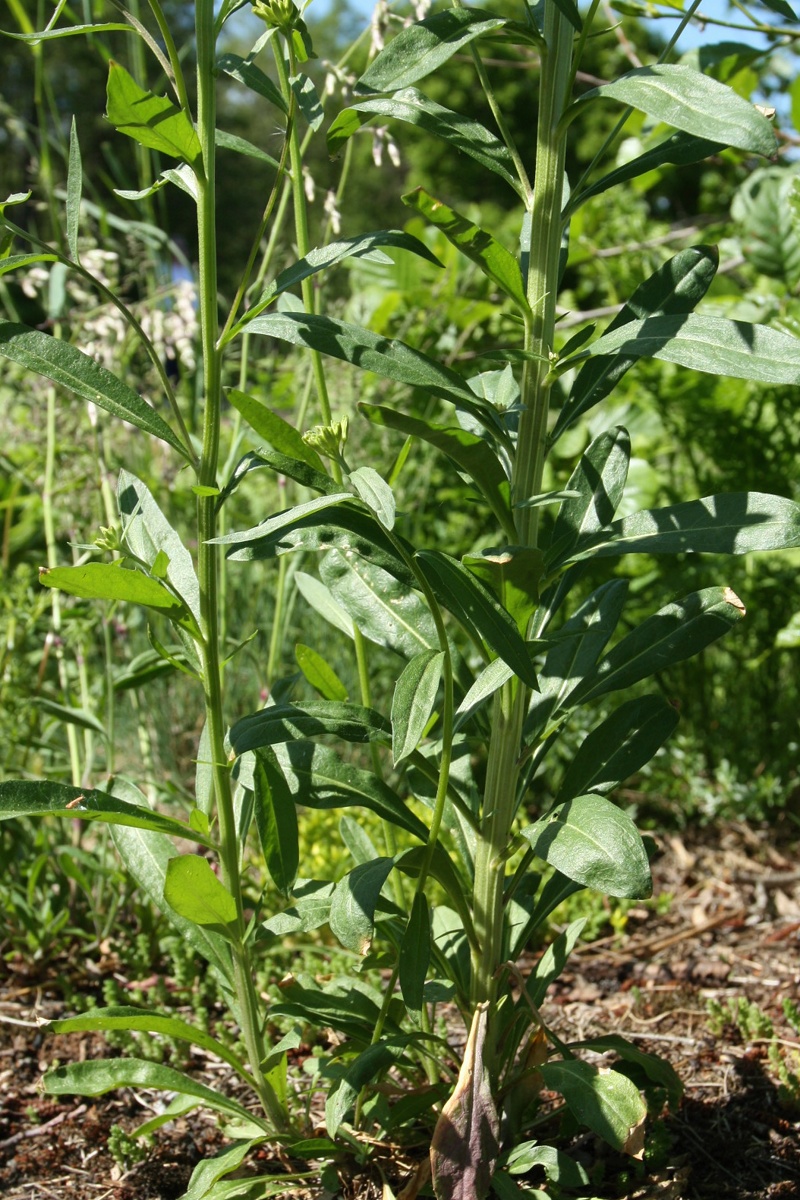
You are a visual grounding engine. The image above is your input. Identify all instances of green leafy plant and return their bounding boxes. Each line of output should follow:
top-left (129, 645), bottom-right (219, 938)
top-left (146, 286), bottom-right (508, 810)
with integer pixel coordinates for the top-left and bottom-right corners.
top-left (2, 0), bottom-right (800, 1196)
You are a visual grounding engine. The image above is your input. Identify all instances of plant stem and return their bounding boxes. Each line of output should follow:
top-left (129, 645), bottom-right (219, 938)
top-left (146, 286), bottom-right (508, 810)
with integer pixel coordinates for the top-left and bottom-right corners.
top-left (470, 4), bottom-right (573, 1033)
top-left (194, 0), bottom-right (287, 1132)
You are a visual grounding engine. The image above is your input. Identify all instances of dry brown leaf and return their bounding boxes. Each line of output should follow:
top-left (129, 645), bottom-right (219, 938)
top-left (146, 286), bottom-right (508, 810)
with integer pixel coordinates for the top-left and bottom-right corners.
top-left (430, 1002), bottom-right (499, 1200)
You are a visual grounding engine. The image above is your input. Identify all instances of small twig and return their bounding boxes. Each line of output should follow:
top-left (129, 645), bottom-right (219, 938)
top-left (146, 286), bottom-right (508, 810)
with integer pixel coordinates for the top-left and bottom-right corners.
top-left (0, 1104), bottom-right (87, 1151)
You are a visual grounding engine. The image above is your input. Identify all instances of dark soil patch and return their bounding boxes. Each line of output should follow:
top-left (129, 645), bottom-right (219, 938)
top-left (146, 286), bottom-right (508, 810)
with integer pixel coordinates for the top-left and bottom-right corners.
top-left (2, 823), bottom-right (799, 1199)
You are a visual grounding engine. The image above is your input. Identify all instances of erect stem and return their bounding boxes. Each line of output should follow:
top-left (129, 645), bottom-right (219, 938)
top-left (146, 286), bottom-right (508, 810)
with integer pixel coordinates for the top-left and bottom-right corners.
top-left (194, 0), bottom-right (288, 1132)
top-left (470, 4), bottom-right (574, 1033)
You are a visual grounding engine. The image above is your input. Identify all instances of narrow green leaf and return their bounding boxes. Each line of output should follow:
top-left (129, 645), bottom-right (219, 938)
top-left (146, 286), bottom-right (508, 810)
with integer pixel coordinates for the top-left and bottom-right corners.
top-left (526, 579), bottom-right (629, 741)
top-left (524, 918), bottom-right (587, 1008)
top-left (239, 231), bottom-right (442, 331)
top-left (34, 697), bottom-right (106, 737)
top-left (329, 857), bottom-right (396, 954)
top-left (295, 572), bottom-right (355, 639)
top-left (521, 794), bottom-right (651, 898)
top-left (547, 427), bottom-right (630, 570)
top-left (396, 845), bottom-right (477, 951)
top-left (0, 253), bottom-right (58, 276)
top-left (5, 23), bottom-right (131, 43)
top-left (106, 61), bottom-right (202, 165)
top-left (355, 9), bottom-right (507, 94)
top-left (290, 73), bottom-right (323, 130)
top-left (349, 466), bottom-right (396, 530)
top-left (455, 658), bottom-right (513, 729)
top-left (225, 391), bottom-right (324, 470)
top-left (111, 820), bottom-right (233, 983)
top-left (118, 471), bottom-right (202, 624)
top-left (416, 550), bottom-right (538, 689)
top-left (211, 492), bottom-right (353, 547)
top-left (557, 695), bottom-right (680, 802)
top-left (567, 130), bottom-right (724, 216)
top-left (327, 91), bottom-right (524, 198)
top-left (40, 562), bottom-right (185, 615)
top-left (587, 312), bottom-right (800, 384)
top-left (573, 64), bottom-right (776, 156)
top-left (574, 492), bottom-right (800, 561)
top-left (215, 128), bottom-right (280, 169)
top-left (392, 649), bottom-right (444, 764)
top-left (399, 893), bottom-right (431, 1013)
top-left (44, 1059), bottom-right (265, 1128)
top-left (253, 747), bottom-right (299, 897)
top-left (326, 1039), bottom-right (410, 1137)
top-left (0, 779), bottom-right (214, 846)
top-left (402, 187), bottom-right (529, 312)
top-left (182, 1138), bottom-right (266, 1200)
top-left (261, 880), bottom-right (335, 937)
top-left (163, 855), bottom-right (237, 927)
top-left (537, 1061), bottom-right (646, 1155)
top-left (215, 52), bottom-right (288, 114)
top-left (244, 312), bottom-right (501, 434)
top-left (320, 550), bottom-right (437, 659)
top-left (360, 403), bottom-right (514, 538)
top-left (553, 246), bottom-right (718, 441)
top-left (230, 702), bottom-right (391, 755)
top-left (505, 1142), bottom-right (588, 1187)
top-left (279, 742), bottom-right (429, 841)
top-left (571, 587), bottom-right (745, 707)
top-left (66, 117), bottom-right (82, 262)
top-left (48, 1007), bottom-right (251, 1082)
top-left (0, 321), bottom-right (188, 458)
top-left (462, 546), bottom-right (543, 634)
top-left (295, 643), bottom-right (348, 700)
top-left (340, 813), bottom-right (380, 866)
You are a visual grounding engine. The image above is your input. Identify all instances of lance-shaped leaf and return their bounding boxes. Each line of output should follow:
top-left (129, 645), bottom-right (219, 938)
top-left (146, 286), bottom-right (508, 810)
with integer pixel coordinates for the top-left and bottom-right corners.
top-left (326, 1039), bottom-right (411, 1137)
top-left (45, 1059), bottom-right (265, 1128)
top-left (356, 9), bottom-right (507, 94)
top-left (66, 117), bottom-right (82, 262)
top-left (295, 643), bottom-right (348, 700)
top-left (571, 587), bottom-right (745, 708)
top-left (112, 822), bottom-right (233, 983)
top-left (403, 187), bottom-right (529, 313)
top-left (538, 1061), bottom-right (646, 1156)
top-left (431, 1002), bottom-right (499, 1200)
top-left (0, 779), bottom-right (214, 846)
top-left (215, 52), bottom-right (288, 114)
top-left (39, 563), bottom-right (193, 630)
top-left (5, 22), bottom-right (131, 43)
top-left (0, 253), bottom-right (59, 276)
top-left (521, 794), bottom-right (651, 898)
top-left (392, 649), bottom-right (444, 764)
top-left (230, 702), bottom-right (391, 756)
top-left (462, 547), bottom-right (543, 637)
top-left (215, 127), bottom-right (280, 169)
top-left (569, 492), bottom-right (800, 560)
top-left (253, 748), bottom-right (298, 897)
top-left (557, 695), bottom-right (680, 803)
top-left (212, 492), bottom-right (353, 548)
top-left (566, 130), bottom-right (724, 216)
top-left (164, 855), bottom-right (238, 929)
top-left (321, 549), bottom-right (437, 659)
top-left (118, 470), bottom-right (202, 624)
top-left (361, 403), bottom-right (514, 539)
top-left (523, 918), bottom-right (587, 1008)
top-left (261, 880), bottom-right (335, 937)
top-left (278, 742), bottom-right (429, 841)
top-left (329, 857), bottom-right (396, 954)
top-left (586, 312), bottom-right (800, 384)
top-left (0, 321), bottom-right (188, 458)
top-left (526, 578), bottom-right (629, 741)
top-left (244, 312), bottom-right (504, 434)
top-left (349, 466), bottom-right (396, 530)
top-left (226, 391), bottom-right (325, 471)
top-left (570, 64), bottom-right (776, 157)
top-left (416, 550), bottom-right (538, 689)
top-left (546, 427), bottom-right (630, 570)
top-left (236, 231), bottom-right (442, 331)
top-left (327, 91), bottom-right (524, 198)
top-left (553, 246), bottom-right (718, 441)
top-left (397, 845), bottom-right (478, 952)
top-left (106, 60), bottom-right (202, 166)
top-left (47, 1007), bottom-right (251, 1082)
top-left (400, 893), bottom-right (431, 1014)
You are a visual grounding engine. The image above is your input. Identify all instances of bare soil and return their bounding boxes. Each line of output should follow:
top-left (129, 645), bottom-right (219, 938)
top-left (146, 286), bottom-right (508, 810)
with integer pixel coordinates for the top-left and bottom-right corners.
top-left (2, 821), bottom-right (799, 1200)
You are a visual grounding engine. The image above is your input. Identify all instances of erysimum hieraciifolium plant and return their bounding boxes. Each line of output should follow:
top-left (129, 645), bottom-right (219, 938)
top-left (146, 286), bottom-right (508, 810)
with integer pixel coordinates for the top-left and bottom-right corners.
top-left (2, 0), bottom-right (800, 1196)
